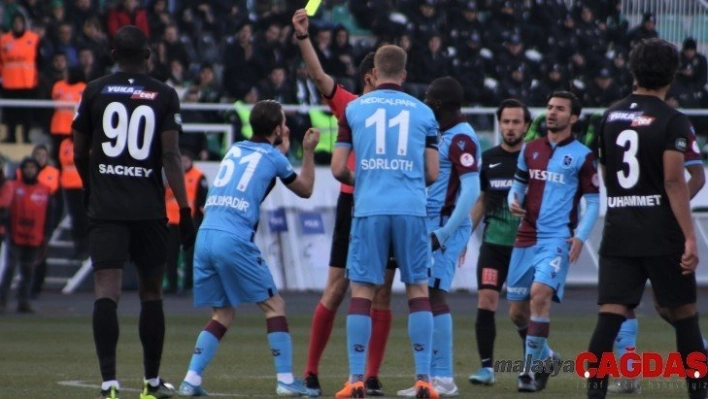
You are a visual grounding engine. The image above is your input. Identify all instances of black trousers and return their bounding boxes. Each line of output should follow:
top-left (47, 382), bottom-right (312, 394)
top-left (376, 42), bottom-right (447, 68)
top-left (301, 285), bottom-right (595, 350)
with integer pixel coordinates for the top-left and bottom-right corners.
top-left (165, 224), bottom-right (195, 292)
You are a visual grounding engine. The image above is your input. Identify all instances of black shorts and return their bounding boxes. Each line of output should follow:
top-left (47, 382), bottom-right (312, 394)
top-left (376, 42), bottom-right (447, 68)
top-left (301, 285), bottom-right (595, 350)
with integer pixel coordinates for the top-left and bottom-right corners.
top-left (89, 218), bottom-right (168, 273)
top-left (328, 192), bottom-right (397, 270)
top-left (476, 242), bottom-right (512, 292)
top-left (598, 253), bottom-right (697, 308)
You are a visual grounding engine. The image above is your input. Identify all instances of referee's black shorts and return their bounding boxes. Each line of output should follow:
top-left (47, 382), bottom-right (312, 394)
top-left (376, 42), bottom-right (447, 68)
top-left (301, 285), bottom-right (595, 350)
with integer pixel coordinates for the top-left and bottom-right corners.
top-left (598, 253), bottom-right (697, 309)
top-left (89, 218), bottom-right (168, 276)
top-left (476, 242), bottom-right (513, 292)
top-left (329, 192), bottom-right (396, 270)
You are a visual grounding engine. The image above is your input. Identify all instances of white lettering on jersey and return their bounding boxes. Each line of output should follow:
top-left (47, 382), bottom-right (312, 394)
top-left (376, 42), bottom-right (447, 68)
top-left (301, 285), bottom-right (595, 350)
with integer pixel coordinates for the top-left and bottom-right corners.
top-left (360, 158), bottom-right (414, 171)
top-left (98, 163), bottom-right (154, 177)
top-left (359, 97), bottom-right (418, 108)
top-left (489, 179), bottom-right (513, 189)
top-left (607, 195), bottom-right (662, 208)
top-left (529, 169), bottom-right (566, 184)
top-left (204, 195), bottom-right (250, 212)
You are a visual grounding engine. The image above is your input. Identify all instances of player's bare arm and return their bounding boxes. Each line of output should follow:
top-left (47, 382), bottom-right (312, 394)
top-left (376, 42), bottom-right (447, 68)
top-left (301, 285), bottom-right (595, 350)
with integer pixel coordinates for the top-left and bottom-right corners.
top-left (664, 150), bottom-right (699, 273)
top-left (425, 147), bottom-right (439, 186)
top-left (686, 163), bottom-right (706, 199)
top-left (471, 192), bottom-right (486, 232)
top-left (331, 146), bottom-right (353, 186)
top-left (72, 128), bottom-right (91, 187)
top-left (287, 128), bottom-right (319, 198)
top-left (292, 8), bottom-right (335, 96)
top-left (161, 129), bottom-right (189, 209)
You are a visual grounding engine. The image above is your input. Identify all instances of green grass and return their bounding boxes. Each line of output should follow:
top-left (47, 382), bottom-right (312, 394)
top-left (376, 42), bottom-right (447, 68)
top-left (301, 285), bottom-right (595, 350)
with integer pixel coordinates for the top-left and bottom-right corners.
top-left (0, 313), bottom-right (699, 398)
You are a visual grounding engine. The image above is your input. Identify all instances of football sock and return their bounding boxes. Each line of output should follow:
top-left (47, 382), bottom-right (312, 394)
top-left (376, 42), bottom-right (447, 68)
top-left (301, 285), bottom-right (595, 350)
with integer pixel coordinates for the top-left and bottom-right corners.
top-left (587, 312), bottom-right (626, 395)
top-left (517, 324), bottom-right (528, 357)
top-left (526, 316), bottom-right (550, 370)
top-left (615, 318), bottom-right (638, 373)
top-left (346, 298), bottom-right (372, 381)
top-left (475, 308), bottom-right (496, 369)
top-left (305, 302), bottom-right (336, 375)
top-left (366, 308), bottom-right (392, 378)
top-left (266, 316), bottom-right (293, 379)
top-left (93, 298), bottom-right (119, 381)
top-left (139, 300), bottom-right (165, 380)
top-left (673, 314), bottom-right (708, 397)
top-left (408, 297), bottom-right (434, 380)
top-left (432, 303), bottom-right (453, 378)
top-left (186, 319), bottom-right (227, 383)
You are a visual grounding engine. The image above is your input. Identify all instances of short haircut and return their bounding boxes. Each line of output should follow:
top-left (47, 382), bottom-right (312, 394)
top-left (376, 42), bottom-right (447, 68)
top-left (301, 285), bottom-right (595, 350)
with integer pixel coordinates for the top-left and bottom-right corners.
top-left (113, 25), bottom-right (149, 66)
top-left (630, 38), bottom-right (679, 90)
top-left (250, 100), bottom-right (284, 137)
top-left (427, 76), bottom-right (464, 111)
top-left (496, 98), bottom-right (532, 123)
top-left (548, 91), bottom-right (582, 116)
top-left (358, 52), bottom-right (375, 81)
top-left (374, 45), bottom-right (407, 79)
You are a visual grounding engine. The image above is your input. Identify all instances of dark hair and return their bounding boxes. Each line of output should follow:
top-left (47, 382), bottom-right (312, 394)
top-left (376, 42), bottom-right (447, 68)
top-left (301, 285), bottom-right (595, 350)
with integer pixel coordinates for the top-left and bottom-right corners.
top-left (112, 25), bottom-right (149, 66)
top-left (496, 98), bottom-right (531, 123)
top-left (629, 38), bottom-right (679, 90)
top-left (67, 67), bottom-right (86, 84)
top-left (250, 100), bottom-right (284, 137)
top-left (427, 76), bottom-right (463, 111)
top-left (548, 91), bottom-right (582, 116)
top-left (358, 52), bottom-right (375, 82)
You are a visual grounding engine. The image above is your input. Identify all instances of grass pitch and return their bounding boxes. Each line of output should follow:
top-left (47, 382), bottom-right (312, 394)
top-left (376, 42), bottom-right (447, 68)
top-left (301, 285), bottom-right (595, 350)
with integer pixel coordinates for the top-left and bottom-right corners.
top-left (0, 305), bottom-right (699, 398)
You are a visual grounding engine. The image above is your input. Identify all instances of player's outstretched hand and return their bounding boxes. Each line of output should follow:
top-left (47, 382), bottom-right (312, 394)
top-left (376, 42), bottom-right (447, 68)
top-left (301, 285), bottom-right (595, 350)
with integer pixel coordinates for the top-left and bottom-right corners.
top-left (509, 197), bottom-right (526, 217)
top-left (302, 128), bottom-right (320, 152)
top-left (567, 236), bottom-right (583, 263)
top-left (179, 207), bottom-right (197, 250)
top-left (681, 238), bottom-right (699, 274)
top-left (292, 8), bottom-right (309, 36)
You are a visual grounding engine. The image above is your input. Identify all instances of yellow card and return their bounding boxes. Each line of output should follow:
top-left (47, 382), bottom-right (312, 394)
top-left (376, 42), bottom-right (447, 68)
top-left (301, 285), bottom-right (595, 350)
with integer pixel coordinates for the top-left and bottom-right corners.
top-left (305, 0), bottom-right (322, 16)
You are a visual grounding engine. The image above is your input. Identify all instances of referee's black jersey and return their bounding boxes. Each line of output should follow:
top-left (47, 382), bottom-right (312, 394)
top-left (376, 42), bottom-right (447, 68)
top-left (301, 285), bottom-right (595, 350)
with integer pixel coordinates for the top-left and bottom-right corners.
top-left (72, 71), bottom-right (183, 221)
top-left (598, 94), bottom-right (693, 257)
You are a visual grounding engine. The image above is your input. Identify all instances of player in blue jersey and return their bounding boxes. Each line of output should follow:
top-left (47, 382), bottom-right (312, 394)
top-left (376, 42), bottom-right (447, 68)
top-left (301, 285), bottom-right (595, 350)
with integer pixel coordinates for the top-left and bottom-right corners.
top-left (177, 100), bottom-right (321, 398)
top-left (331, 45), bottom-right (440, 399)
top-left (396, 77), bottom-right (481, 397)
top-left (507, 91), bottom-right (600, 392)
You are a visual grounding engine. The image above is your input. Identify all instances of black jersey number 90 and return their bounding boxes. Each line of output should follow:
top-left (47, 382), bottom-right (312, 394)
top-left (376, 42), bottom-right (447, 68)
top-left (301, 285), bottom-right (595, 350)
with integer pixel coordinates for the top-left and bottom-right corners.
top-left (101, 102), bottom-right (156, 161)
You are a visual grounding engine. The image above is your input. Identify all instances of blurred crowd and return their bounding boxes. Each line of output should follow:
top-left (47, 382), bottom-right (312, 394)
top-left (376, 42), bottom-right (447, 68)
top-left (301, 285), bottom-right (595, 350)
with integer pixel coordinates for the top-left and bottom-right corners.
top-left (0, 0), bottom-right (706, 156)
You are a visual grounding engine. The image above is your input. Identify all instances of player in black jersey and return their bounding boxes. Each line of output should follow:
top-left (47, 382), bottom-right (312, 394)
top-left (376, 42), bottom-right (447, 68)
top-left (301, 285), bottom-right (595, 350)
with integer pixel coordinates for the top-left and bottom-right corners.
top-left (72, 26), bottom-right (197, 399)
top-left (468, 99), bottom-right (529, 386)
top-left (586, 38), bottom-right (707, 399)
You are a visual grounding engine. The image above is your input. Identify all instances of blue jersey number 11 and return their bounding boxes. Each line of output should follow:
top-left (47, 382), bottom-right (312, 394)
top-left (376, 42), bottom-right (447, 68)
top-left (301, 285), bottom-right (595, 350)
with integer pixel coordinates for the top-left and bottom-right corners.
top-left (365, 108), bottom-right (410, 156)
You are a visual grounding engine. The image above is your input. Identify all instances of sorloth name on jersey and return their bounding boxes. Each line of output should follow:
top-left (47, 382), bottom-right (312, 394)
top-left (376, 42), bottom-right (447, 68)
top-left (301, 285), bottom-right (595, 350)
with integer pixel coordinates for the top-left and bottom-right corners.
top-left (98, 163), bottom-right (154, 177)
top-left (529, 169), bottom-right (566, 184)
top-left (360, 158), bottom-right (414, 171)
top-left (607, 195), bottom-right (662, 208)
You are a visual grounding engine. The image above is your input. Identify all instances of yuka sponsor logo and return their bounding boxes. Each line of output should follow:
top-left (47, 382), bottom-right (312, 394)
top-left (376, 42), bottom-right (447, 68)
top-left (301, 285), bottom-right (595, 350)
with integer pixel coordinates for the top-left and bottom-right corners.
top-left (576, 350), bottom-right (708, 379)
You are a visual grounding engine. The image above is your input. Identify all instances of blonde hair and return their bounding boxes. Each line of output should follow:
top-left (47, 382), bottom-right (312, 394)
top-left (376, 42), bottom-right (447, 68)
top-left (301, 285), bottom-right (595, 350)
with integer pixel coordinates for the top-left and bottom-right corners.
top-left (374, 45), bottom-right (407, 80)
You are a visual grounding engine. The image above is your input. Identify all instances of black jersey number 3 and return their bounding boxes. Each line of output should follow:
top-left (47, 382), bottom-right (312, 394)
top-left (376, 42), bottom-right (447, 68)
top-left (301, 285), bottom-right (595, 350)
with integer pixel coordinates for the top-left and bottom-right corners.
top-left (616, 129), bottom-right (639, 189)
top-left (102, 102), bottom-right (156, 161)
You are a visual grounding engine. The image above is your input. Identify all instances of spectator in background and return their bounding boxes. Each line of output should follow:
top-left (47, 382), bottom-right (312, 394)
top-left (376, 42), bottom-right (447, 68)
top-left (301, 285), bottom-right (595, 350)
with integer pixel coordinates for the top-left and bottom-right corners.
top-left (609, 49), bottom-right (633, 97)
top-left (312, 27), bottom-right (337, 75)
top-left (449, 1), bottom-right (485, 48)
top-left (68, 0), bottom-right (97, 36)
top-left (0, 158), bottom-right (12, 258)
top-left (0, 13), bottom-right (41, 143)
top-left (20, 0), bottom-right (45, 23)
top-left (0, 157), bottom-right (52, 314)
top-left (28, 145), bottom-right (60, 299)
top-left (193, 63), bottom-right (220, 104)
top-left (626, 11), bottom-right (658, 47)
top-left (78, 47), bottom-right (102, 82)
top-left (498, 64), bottom-right (531, 105)
top-left (49, 67), bottom-right (85, 164)
top-left (220, 1), bottom-right (250, 37)
top-left (254, 21), bottom-right (285, 74)
top-left (406, 0), bottom-right (446, 49)
top-left (604, 0), bottom-right (628, 47)
top-left (58, 135), bottom-right (89, 260)
top-left (147, 0), bottom-right (170, 38)
top-left (330, 25), bottom-right (357, 91)
top-left (544, 13), bottom-right (579, 65)
top-left (496, 34), bottom-right (538, 80)
top-left (106, 0), bottom-right (150, 39)
top-left (575, 5), bottom-right (607, 67)
top-left (162, 24), bottom-right (190, 72)
top-left (223, 22), bottom-right (267, 99)
top-left (76, 17), bottom-right (111, 73)
top-left (451, 29), bottom-right (488, 105)
top-left (53, 22), bottom-right (79, 67)
top-left (164, 148), bottom-right (207, 294)
top-left (258, 65), bottom-right (296, 104)
top-left (166, 59), bottom-right (191, 98)
top-left (583, 67), bottom-right (621, 107)
top-left (39, 51), bottom-right (68, 138)
top-left (677, 37), bottom-right (708, 106)
top-left (32, 21), bottom-right (55, 68)
top-left (46, 0), bottom-right (67, 38)
top-left (529, 63), bottom-right (570, 106)
top-left (407, 31), bottom-right (449, 99)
